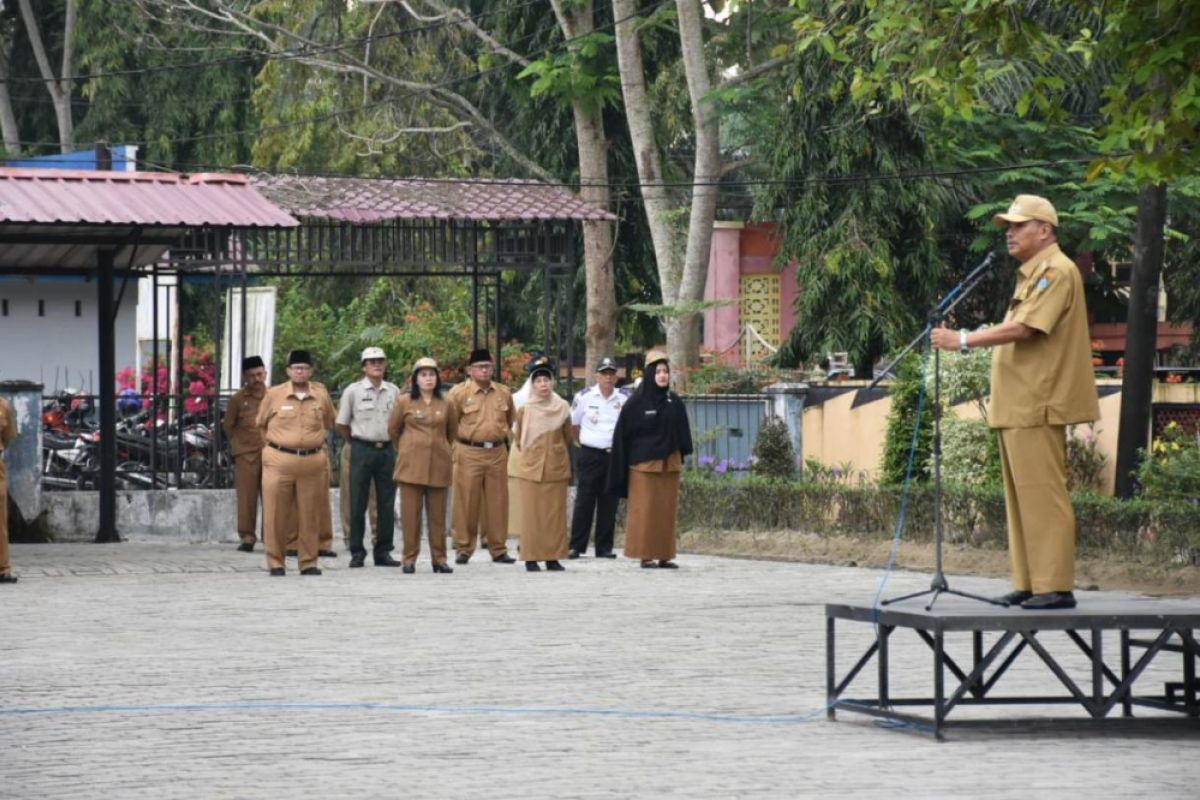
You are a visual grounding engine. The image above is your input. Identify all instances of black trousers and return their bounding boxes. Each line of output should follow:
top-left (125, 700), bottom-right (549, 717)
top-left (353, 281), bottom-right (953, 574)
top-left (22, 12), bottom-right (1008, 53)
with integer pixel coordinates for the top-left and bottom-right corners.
top-left (349, 439), bottom-right (397, 559)
top-left (569, 446), bottom-right (618, 556)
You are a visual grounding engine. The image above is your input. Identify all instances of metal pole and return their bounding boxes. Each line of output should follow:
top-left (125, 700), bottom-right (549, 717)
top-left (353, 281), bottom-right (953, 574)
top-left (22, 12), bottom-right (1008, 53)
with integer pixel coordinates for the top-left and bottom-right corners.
top-left (95, 249), bottom-right (119, 542)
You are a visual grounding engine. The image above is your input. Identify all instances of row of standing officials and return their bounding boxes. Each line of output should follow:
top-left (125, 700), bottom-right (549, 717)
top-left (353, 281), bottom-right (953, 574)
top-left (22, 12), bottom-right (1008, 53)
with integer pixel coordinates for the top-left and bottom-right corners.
top-left (223, 346), bottom-right (694, 576)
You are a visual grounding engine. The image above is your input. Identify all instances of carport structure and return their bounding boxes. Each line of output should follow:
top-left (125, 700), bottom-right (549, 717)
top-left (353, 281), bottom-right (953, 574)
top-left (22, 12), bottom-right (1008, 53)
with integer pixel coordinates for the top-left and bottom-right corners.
top-left (0, 168), bottom-right (614, 542)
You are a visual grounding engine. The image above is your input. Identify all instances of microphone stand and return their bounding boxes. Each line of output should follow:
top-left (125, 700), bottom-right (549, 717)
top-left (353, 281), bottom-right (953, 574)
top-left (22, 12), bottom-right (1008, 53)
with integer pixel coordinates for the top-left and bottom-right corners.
top-left (878, 252), bottom-right (1008, 610)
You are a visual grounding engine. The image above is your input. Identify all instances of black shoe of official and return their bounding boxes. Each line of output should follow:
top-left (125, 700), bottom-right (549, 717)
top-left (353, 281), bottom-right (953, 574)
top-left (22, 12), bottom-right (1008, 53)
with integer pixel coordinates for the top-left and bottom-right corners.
top-left (640, 560), bottom-right (657, 569)
top-left (0, 573), bottom-right (18, 584)
top-left (432, 563), bottom-right (454, 574)
top-left (455, 552), bottom-right (470, 565)
top-left (318, 549), bottom-right (337, 558)
top-left (268, 567), bottom-right (285, 577)
top-left (567, 549), bottom-right (581, 560)
top-left (546, 560), bottom-right (565, 571)
top-left (996, 589), bottom-right (1033, 606)
top-left (285, 549), bottom-right (298, 557)
top-left (402, 563), bottom-right (415, 574)
top-left (1021, 591), bottom-right (1076, 610)
top-left (596, 552), bottom-right (617, 559)
top-left (236, 542), bottom-right (254, 553)
top-left (657, 560), bottom-right (679, 569)
top-left (300, 567), bottom-right (322, 576)
top-left (493, 553), bottom-right (516, 564)
top-left (374, 554), bottom-right (402, 567)
top-left (525, 561), bottom-right (541, 572)
top-left (349, 554), bottom-right (366, 568)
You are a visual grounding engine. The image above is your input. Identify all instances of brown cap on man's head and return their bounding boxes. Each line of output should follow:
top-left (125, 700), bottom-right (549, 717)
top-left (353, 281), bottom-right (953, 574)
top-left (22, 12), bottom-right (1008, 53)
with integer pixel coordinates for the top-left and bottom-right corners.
top-left (994, 194), bottom-right (1059, 227)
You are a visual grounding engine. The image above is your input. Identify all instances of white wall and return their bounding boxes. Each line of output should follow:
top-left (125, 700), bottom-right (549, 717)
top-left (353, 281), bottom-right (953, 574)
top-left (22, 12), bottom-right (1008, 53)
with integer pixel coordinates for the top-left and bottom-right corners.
top-left (0, 277), bottom-right (139, 392)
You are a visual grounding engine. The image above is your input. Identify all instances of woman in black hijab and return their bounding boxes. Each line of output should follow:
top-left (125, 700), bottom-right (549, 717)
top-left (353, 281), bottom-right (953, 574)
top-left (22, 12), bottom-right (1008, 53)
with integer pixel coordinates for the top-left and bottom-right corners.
top-left (607, 349), bottom-right (693, 568)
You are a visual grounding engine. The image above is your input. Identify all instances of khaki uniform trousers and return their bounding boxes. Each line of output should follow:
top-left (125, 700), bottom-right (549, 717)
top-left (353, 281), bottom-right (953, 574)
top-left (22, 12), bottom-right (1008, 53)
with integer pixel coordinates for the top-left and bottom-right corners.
top-left (233, 452), bottom-right (262, 545)
top-left (399, 483), bottom-right (449, 566)
top-left (998, 425), bottom-right (1075, 594)
top-left (0, 460), bottom-right (10, 576)
top-left (263, 447), bottom-right (328, 572)
top-left (285, 455), bottom-right (335, 553)
top-left (452, 445), bottom-right (509, 559)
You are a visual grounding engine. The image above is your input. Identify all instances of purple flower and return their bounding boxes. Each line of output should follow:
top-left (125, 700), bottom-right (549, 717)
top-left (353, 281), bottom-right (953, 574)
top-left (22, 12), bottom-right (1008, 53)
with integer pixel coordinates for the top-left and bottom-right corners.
top-left (698, 455), bottom-right (715, 468)
top-left (714, 459), bottom-right (729, 474)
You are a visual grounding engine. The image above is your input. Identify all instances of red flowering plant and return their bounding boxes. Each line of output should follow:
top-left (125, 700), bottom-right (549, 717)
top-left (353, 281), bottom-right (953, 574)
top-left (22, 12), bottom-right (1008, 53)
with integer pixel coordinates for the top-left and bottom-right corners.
top-left (117, 335), bottom-right (217, 419)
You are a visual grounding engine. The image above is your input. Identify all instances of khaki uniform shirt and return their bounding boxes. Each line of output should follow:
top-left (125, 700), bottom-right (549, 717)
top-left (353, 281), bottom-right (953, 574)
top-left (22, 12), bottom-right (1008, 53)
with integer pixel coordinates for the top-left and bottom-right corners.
top-left (988, 243), bottom-right (1100, 429)
top-left (256, 381), bottom-right (336, 451)
top-left (508, 408), bottom-right (573, 483)
top-left (388, 394), bottom-right (457, 487)
top-left (449, 381), bottom-right (514, 445)
top-left (0, 397), bottom-right (16, 452)
top-left (222, 387), bottom-right (266, 457)
top-left (337, 377), bottom-right (402, 442)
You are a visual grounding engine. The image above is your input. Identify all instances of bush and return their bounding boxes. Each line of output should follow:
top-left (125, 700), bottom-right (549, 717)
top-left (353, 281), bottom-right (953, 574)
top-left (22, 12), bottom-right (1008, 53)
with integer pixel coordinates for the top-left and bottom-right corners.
top-left (751, 416), bottom-right (796, 480)
top-left (933, 416), bottom-right (1001, 488)
top-left (880, 354), bottom-right (933, 485)
top-left (676, 472), bottom-right (1199, 563)
top-left (1135, 421), bottom-right (1200, 502)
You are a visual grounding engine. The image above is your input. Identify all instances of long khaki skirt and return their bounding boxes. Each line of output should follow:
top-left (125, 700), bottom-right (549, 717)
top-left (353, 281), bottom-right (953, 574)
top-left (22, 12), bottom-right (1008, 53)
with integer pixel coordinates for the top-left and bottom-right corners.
top-left (516, 477), bottom-right (569, 561)
top-left (623, 469), bottom-right (680, 561)
top-left (507, 476), bottom-right (524, 536)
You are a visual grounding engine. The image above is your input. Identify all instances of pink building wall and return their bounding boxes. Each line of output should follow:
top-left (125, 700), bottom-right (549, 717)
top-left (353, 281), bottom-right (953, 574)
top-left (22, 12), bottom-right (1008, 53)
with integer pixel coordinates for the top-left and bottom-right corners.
top-left (703, 222), bottom-right (799, 366)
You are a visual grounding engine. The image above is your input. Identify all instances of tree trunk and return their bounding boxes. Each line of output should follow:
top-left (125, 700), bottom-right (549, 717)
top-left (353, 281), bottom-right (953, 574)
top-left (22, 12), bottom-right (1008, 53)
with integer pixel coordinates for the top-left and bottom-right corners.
top-left (672, 0), bottom-right (720, 368)
top-left (0, 48), bottom-right (21, 156)
top-left (18, 0), bottom-right (75, 152)
top-left (551, 0), bottom-right (616, 378)
top-left (612, 0), bottom-right (681, 309)
top-left (1113, 182), bottom-right (1167, 498)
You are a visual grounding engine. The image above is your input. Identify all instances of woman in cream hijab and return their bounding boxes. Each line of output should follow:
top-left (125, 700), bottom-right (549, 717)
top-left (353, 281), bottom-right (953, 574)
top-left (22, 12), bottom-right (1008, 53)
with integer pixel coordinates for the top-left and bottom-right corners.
top-left (508, 356), bottom-right (573, 571)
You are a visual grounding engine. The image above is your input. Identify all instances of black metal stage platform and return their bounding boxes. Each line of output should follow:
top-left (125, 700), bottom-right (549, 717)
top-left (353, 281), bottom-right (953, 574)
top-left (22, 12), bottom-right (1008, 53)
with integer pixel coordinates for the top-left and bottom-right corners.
top-left (826, 597), bottom-right (1200, 739)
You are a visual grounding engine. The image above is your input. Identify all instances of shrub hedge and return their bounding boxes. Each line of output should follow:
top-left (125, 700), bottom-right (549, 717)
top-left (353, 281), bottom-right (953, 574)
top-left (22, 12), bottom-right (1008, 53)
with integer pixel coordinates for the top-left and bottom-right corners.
top-left (677, 473), bottom-right (1200, 564)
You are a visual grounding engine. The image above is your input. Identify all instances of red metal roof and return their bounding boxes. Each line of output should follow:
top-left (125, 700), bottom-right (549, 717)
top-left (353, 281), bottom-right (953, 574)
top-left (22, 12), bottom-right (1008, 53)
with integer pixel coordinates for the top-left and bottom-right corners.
top-left (250, 174), bottom-right (616, 222)
top-left (0, 168), bottom-right (298, 228)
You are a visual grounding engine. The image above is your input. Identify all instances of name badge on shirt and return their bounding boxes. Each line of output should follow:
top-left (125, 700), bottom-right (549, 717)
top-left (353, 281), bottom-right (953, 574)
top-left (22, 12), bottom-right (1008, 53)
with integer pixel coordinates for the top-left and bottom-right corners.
top-left (644, 409), bottom-right (657, 416)
top-left (281, 405), bottom-right (295, 411)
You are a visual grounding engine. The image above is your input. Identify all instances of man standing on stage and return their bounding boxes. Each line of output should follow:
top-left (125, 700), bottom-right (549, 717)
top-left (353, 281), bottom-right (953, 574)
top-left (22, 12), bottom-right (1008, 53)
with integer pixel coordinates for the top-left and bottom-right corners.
top-left (932, 194), bottom-right (1098, 610)
top-left (337, 347), bottom-right (401, 569)
top-left (224, 355), bottom-right (267, 552)
top-left (568, 357), bottom-right (628, 559)
top-left (449, 348), bottom-right (517, 565)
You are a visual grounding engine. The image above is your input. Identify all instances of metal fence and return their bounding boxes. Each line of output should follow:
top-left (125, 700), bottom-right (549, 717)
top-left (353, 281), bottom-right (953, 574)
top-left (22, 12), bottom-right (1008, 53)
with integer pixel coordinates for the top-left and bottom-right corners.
top-left (682, 394), bottom-right (774, 474)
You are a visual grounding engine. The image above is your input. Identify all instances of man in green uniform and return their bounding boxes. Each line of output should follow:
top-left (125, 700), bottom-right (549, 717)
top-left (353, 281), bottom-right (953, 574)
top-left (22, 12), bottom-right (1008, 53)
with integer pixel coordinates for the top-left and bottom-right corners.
top-left (932, 194), bottom-right (1099, 610)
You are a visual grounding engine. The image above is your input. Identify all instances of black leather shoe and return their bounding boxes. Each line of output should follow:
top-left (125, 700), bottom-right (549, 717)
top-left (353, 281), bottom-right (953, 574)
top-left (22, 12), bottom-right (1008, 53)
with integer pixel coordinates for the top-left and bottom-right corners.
top-left (237, 542), bottom-right (254, 553)
top-left (300, 567), bottom-right (322, 576)
top-left (493, 553), bottom-right (516, 564)
top-left (432, 563), bottom-right (454, 574)
top-left (349, 554), bottom-right (366, 568)
top-left (657, 560), bottom-right (679, 569)
top-left (525, 561), bottom-right (541, 572)
top-left (1021, 591), bottom-right (1077, 610)
top-left (996, 589), bottom-right (1033, 606)
top-left (285, 549), bottom-right (298, 557)
top-left (596, 552), bottom-right (617, 559)
top-left (546, 560), bottom-right (565, 571)
top-left (268, 568), bottom-right (285, 577)
top-left (318, 549), bottom-right (338, 558)
top-left (567, 549), bottom-right (581, 560)
top-left (374, 554), bottom-right (402, 567)
top-left (640, 560), bottom-right (657, 569)
top-left (0, 573), bottom-right (18, 584)
top-left (402, 563), bottom-right (416, 574)
top-left (455, 552), bottom-right (470, 565)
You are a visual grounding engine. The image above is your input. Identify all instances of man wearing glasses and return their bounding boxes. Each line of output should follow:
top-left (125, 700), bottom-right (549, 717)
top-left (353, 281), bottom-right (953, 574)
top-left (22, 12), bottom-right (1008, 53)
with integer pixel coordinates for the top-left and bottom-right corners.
top-left (255, 350), bottom-right (336, 577)
top-left (448, 348), bottom-right (517, 564)
top-left (336, 347), bottom-right (402, 569)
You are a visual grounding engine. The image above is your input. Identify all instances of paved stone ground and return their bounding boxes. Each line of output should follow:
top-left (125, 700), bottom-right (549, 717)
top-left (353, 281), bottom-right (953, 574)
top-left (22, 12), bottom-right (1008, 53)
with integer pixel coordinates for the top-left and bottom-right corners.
top-left (2, 540), bottom-right (1197, 799)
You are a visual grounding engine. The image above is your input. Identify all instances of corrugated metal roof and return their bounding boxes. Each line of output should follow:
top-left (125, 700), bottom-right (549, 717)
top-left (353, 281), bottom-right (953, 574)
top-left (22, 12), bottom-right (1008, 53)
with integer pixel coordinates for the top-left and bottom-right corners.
top-left (0, 168), bottom-right (299, 228)
top-left (251, 174), bottom-right (617, 222)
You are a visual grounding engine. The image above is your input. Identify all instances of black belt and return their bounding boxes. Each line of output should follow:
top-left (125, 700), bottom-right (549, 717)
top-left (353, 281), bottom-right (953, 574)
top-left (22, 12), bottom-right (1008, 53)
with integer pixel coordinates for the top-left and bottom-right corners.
top-left (352, 437), bottom-right (392, 450)
top-left (581, 444), bottom-right (612, 454)
top-left (267, 441), bottom-right (324, 456)
top-left (458, 438), bottom-right (505, 449)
